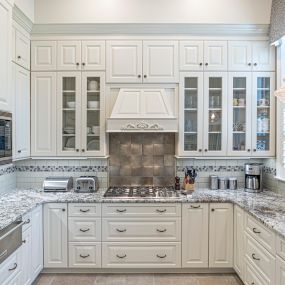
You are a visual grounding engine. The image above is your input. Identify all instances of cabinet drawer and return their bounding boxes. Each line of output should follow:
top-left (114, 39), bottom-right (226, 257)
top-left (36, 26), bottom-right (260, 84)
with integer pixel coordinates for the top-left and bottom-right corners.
top-left (276, 235), bottom-right (285, 261)
top-left (102, 204), bottom-right (181, 218)
top-left (244, 260), bottom-right (269, 285)
top-left (69, 242), bottom-right (101, 268)
top-left (0, 249), bottom-right (21, 285)
top-left (245, 233), bottom-right (275, 283)
top-left (245, 213), bottom-right (275, 254)
top-left (68, 217), bottom-right (101, 242)
top-left (102, 218), bottom-right (181, 242)
top-left (68, 204), bottom-right (101, 217)
top-left (102, 242), bottom-right (181, 268)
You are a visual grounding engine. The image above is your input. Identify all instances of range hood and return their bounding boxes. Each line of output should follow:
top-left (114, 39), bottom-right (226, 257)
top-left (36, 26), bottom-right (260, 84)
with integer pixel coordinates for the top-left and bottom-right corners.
top-left (106, 88), bottom-right (178, 132)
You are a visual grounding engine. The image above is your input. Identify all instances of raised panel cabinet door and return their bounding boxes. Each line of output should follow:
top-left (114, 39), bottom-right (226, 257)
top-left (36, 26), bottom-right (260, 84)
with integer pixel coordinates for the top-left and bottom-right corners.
top-left (204, 41), bottom-right (227, 71)
top-left (31, 72), bottom-right (57, 157)
top-left (44, 203), bottom-right (68, 268)
top-left (276, 256), bottom-right (285, 285)
top-left (14, 65), bottom-right (30, 160)
top-left (252, 41), bottom-right (275, 72)
top-left (182, 204), bottom-right (209, 268)
top-left (31, 41), bottom-right (57, 71)
top-left (179, 41), bottom-right (204, 71)
top-left (234, 205), bottom-right (244, 280)
top-left (57, 41), bottom-right (81, 71)
top-left (21, 227), bottom-right (32, 285)
top-left (106, 40), bottom-right (142, 83)
top-left (82, 41), bottom-right (105, 70)
top-left (228, 41), bottom-right (252, 71)
top-left (0, 0), bottom-right (12, 112)
top-left (15, 30), bottom-right (30, 70)
top-left (31, 206), bottom-right (43, 280)
top-left (143, 40), bottom-right (179, 83)
top-left (209, 203), bottom-right (233, 268)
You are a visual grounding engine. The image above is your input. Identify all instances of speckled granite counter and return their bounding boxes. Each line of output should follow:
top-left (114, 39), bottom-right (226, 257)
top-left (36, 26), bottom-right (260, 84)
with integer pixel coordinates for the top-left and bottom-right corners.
top-left (0, 188), bottom-right (285, 241)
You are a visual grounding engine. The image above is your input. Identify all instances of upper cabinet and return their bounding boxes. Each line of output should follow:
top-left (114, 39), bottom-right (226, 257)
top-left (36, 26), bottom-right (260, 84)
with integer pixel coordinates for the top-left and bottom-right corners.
top-left (82, 40), bottom-right (105, 71)
top-left (228, 41), bottom-right (275, 72)
top-left (14, 29), bottom-right (30, 70)
top-left (180, 40), bottom-right (227, 71)
top-left (106, 40), bottom-right (178, 83)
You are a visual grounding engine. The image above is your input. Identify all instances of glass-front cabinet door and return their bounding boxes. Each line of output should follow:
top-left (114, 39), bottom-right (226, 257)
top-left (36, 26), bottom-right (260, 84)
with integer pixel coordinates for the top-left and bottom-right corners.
top-left (81, 72), bottom-right (105, 156)
top-left (228, 73), bottom-right (252, 156)
top-left (203, 73), bottom-right (227, 156)
top-left (57, 72), bottom-right (81, 156)
top-left (252, 72), bottom-right (275, 156)
top-left (179, 72), bottom-right (203, 156)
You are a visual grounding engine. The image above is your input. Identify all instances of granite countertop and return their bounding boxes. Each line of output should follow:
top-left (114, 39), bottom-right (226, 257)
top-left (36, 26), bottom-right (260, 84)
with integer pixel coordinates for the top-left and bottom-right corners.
top-left (0, 188), bottom-right (285, 241)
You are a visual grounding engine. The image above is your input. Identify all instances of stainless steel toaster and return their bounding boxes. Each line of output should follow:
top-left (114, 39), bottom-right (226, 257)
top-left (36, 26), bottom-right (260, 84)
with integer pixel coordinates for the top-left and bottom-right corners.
top-left (43, 176), bottom-right (73, 192)
top-left (75, 176), bottom-right (98, 193)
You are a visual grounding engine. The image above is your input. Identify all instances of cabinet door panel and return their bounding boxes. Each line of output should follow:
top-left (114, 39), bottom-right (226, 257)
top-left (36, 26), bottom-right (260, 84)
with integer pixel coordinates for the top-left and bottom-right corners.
top-left (82, 41), bottom-right (105, 70)
top-left (15, 30), bottom-right (30, 70)
top-left (182, 204), bottom-right (208, 268)
top-left (228, 41), bottom-right (252, 71)
top-left (31, 72), bottom-right (57, 156)
top-left (57, 41), bottom-right (81, 71)
top-left (143, 40), bottom-right (178, 83)
top-left (276, 256), bottom-right (285, 285)
top-left (106, 40), bottom-right (142, 83)
top-left (204, 41), bottom-right (227, 71)
top-left (21, 227), bottom-right (32, 285)
top-left (252, 42), bottom-right (275, 72)
top-left (180, 41), bottom-right (203, 71)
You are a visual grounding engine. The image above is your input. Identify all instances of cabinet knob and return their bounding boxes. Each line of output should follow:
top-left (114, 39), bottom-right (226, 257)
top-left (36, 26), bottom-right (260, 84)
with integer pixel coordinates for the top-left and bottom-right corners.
top-left (138, 75), bottom-right (141, 78)
top-left (24, 219), bottom-right (30, 224)
top-left (8, 263), bottom-right (17, 271)
top-left (62, 208), bottom-right (66, 212)
top-left (76, 149), bottom-right (79, 152)
top-left (254, 63), bottom-right (257, 66)
top-left (156, 254), bottom-right (167, 259)
top-left (17, 150), bottom-right (21, 153)
top-left (80, 254), bottom-right (90, 259)
top-left (82, 149), bottom-right (85, 152)
top-left (253, 149), bottom-right (257, 152)
top-left (248, 63), bottom-right (252, 66)
top-left (204, 149), bottom-right (208, 152)
top-left (82, 62), bottom-right (85, 66)
top-left (247, 149), bottom-right (251, 152)
top-left (17, 55), bottom-right (21, 59)
top-left (251, 253), bottom-right (260, 261)
top-left (211, 208), bottom-right (215, 212)
top-left (199, 62), bottom-right (203, 66)
top-left (198, 149), bottom-right (202, 152)
top-left (205, 63), bottom-right (209, 66)
top-left (76, 62), bottom-right (80, 66)
top-left (116, 254), bottom-right (127, 259)
top-left (22, 240), bottom-right (26, 244)
top-left (144, 75), bottom-right (147, 78)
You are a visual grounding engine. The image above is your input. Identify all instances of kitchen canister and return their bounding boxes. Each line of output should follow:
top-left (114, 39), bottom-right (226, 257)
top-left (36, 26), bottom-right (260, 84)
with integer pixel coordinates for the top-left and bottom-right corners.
top-left (228, 177), bottom-right (237, 190)
top-left (218, 177), bottom-right (228, 190)
top-left (210, 175), bottom-right (218, 190)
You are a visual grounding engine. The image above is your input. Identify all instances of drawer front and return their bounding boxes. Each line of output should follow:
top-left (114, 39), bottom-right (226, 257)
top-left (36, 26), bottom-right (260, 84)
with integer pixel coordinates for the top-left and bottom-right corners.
top-left (102, 242), bottom-right (181, 268)
top-left (22, 211), bottom-right (32, 232)
top-left (68, 203), bottom-right (101, 217)
top-left (69, 242), bottom-right (101, 268)
top-left (68, 217), bottom-right (101, 242)
top-left (102, 218), bottom-right (181, 242)
top-left (276, 235), bottom-right (285, 261)
top-left (102, 204), bottom-right (181, 218)
top-left (0, 249), bottom-right (21, 285)
top-left (245, 233), bottom-right (275, 283)
top-left (244, 260), bottom-right (269, 285)
top-left (245, 213), bottom-right (275, 254)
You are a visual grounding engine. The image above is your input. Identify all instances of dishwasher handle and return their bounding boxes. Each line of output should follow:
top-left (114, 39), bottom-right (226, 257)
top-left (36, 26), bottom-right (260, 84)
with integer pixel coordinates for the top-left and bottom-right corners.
top-left (0, 221), bottom-right (25, 241)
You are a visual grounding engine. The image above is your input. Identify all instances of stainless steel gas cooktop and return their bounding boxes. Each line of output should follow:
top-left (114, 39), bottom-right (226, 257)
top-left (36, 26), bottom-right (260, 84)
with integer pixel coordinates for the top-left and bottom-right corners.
top-left (104, 186), bottom-right (179, 198)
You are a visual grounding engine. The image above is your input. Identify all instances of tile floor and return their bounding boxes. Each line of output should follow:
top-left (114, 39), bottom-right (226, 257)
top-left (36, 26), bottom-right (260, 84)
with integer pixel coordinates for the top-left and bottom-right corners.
top-left (34, 273), bottom-right (243, 285)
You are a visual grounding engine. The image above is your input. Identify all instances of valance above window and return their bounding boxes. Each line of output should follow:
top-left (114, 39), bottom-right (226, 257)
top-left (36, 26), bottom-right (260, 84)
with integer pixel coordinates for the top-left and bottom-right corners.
top-left (269, 0), bottom-right (285, 44)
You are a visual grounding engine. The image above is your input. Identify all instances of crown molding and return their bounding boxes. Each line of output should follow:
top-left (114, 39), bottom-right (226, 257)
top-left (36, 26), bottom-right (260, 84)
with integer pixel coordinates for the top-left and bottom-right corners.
top-left (13, 5), bottom-right (33, 33)
top-left (32, 23), bottom-right (269, 37)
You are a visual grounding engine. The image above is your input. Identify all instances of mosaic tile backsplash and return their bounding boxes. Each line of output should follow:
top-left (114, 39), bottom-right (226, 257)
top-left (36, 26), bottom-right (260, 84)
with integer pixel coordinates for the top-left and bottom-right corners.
top-left (109, 133), bottom-right (175, 186)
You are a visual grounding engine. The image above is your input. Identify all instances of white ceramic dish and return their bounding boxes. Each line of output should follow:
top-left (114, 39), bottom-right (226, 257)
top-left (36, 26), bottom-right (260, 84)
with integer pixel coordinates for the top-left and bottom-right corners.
top-left (66, 101), bottom-right (76, 108)
top-left (92, 126), bottom-right (100, 134)
top-left (87, 139), bottom-right (100, 150)
top-left (88, 101), bottom-right (100, 109)
top-left (64, 127), bottom-right (75, 134)
top-left (65, 137), bottom-right (75, 148)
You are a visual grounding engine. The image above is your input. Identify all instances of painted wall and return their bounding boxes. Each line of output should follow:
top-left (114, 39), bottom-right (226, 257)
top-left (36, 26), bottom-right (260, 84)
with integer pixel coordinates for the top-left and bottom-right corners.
top-left (15, 0), bottom-right (34, 22)
top-left (34, 0), bottom-right (272, 24)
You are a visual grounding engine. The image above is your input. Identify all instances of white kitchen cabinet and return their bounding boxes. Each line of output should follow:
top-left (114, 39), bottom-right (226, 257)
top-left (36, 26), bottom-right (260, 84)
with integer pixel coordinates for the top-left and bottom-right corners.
top-left (6, 272), bottom-right (22, 285)
top-left (179, 41), bottom-right (204, 71)
top-left (251, 72), bottom-right (275, 157)
top-left (81, 41), bottom-right (105, 70)
top-left (31, 41), bottom-right (57, 71)
top-left (15, 30), bottom-right (30, 70)
top-left (203, 72), bottom-right (228, 156)
top-left (21, 227), bottom-right (32, 285)
top-left (44, 203), bottom-right (68, 268)
top-left (276, 235), bottom-right (285, 261)
top-left (0, 0), bottom-right (12, 112)
top-left (209, 203), bottom-right (233, 268)
top-left (182, 204), bottom-right (208, 268)
top-left (204, 41), bottom-right (227, 71)
top-left (227, 72), bottom-right (252, 156)
top-left (234, 205), bottom-right (244, 280)
top-left (276, 256), bottom-right (285, 285)
top-left (143, 40), bottom-right (178, 83)
top-left (31, 72), bottom-right (57, 157)
top-left (106, 40), bottom-right (142, 83)
top-left (252, 42), bottom-right (275, 72)
top-left (244, 261), bottom-right (268, 285)
top-left (13, 64), bottom-right (30, 160)
top-left (57, 41), bottom-right (81, 71)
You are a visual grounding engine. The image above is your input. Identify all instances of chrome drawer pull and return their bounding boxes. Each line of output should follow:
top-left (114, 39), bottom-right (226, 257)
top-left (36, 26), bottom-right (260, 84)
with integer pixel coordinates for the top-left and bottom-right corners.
top-left (156, 254), bottom-right (167, 259)
top-left (252, 253), bottom-right (260, 261)
top-left (116, 209), bottom-right (127, 213)
top-left (190, 205), bottom-right (201, 209)
top-left (156, 209), bottom-right (167, 213)
top-left (156, 229), bottom-right (167, 233)
top-left (80, 254), bottom-right (90, 259)
top-left (252, 228), bottom-right (261, 234)
top-left (79, 209), bottom-right (90, 213)
top-left (116, 254), bottom-right (127, 259)
top-left (116, 228), bottom-right (127, 233)
top-left (25, 219), bottom-right (30, 224)
top-left (8, 263), bottom-right (17, 271)
top-left (0, 250), bottom-right (7, 259)
top-left (79, 228), bottom-right (90, 232)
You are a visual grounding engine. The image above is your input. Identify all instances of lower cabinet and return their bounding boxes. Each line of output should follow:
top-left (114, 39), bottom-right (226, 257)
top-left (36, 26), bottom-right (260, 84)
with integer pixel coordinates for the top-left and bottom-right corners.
top-left (244, 260), bottom-right (268, 285)
top-left (276, 256), bottom-right (285, 285)
top-left (182, 203), bottom-right (209, 268)
top-left (209, 203), bottom-right (233, 268)
top-left (21, 227), bottom-right (32, 285)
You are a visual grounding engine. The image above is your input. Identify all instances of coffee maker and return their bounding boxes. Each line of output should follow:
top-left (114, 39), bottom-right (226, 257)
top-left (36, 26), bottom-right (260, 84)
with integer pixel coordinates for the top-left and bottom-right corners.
top-left (244, 163), bottom-right (263, 193)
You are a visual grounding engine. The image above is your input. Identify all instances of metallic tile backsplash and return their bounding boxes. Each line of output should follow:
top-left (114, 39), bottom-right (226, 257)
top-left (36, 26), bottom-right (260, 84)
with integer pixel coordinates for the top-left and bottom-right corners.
top-left (109, 133), bottom-right (175, 186)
